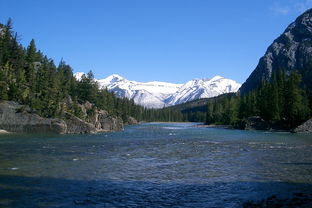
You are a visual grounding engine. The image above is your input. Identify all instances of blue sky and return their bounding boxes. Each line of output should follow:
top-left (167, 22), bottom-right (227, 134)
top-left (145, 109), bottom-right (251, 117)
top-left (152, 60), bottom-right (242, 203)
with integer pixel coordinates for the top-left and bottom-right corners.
top-left (1, 0), bottom-right (312, 83)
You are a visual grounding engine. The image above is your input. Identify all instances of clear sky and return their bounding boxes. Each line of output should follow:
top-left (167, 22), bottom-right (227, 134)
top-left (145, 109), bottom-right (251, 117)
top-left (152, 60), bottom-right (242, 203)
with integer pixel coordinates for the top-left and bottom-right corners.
top-left (1, 0), bottom-right (312, 83)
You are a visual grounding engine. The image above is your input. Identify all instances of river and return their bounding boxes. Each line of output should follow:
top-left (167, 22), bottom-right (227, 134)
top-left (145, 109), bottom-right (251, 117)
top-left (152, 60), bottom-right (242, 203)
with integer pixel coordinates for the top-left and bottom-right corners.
top-left (0, 122), bottom-right (312, 207)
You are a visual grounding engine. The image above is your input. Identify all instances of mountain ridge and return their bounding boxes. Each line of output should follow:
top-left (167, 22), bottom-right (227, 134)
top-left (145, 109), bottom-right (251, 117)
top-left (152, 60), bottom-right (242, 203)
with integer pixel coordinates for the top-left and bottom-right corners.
top-left (74, 73), bottom-right (241, 108)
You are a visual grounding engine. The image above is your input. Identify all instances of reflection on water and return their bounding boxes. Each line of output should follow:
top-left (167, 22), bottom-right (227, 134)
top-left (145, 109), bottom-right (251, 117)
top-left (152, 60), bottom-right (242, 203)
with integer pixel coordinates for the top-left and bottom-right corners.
top-left (0, 123), bottom-right (312, 207)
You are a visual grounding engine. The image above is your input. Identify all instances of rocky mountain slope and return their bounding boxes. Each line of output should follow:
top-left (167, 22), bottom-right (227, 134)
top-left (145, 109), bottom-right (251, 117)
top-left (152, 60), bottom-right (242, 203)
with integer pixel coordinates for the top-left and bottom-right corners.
top-left (240, 8), bottom-right (312, 94)
top-left (74, 73), bottom-right (241, 108)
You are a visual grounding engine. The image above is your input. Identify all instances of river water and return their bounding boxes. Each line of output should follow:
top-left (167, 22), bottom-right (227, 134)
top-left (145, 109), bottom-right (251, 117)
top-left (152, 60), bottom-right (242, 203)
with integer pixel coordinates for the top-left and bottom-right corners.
top-left (0, 122), bottom-right (312, 207)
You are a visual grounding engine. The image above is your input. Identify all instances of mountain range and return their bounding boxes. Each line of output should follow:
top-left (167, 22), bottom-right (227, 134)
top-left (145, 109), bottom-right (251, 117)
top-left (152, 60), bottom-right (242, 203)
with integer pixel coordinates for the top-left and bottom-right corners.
top-left (74, 72), bottom-right (241, 108)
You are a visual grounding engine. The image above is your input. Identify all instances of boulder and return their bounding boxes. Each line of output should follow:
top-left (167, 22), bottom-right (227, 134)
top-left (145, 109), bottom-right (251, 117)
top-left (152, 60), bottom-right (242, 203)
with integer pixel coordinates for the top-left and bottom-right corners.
top-left (293, 118), bottom-right (312, 133)
top-left (95, 110), bottom-right (123, 132)
top-left (63, 112), bottom-right (97, 134)
top-left (126, 116), bottom-right (138, 125)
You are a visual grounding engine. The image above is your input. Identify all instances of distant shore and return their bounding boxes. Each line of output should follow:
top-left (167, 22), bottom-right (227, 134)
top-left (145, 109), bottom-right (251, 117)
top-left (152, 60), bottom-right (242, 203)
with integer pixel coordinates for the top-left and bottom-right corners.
top-left (193, 124), bottom-right (233, 129)
top-left (192, 123), bottom-right (293, 133)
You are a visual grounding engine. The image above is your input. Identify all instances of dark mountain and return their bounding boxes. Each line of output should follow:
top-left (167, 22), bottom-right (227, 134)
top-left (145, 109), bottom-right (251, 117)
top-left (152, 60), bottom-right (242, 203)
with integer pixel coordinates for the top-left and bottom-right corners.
top-left (240, 8), bottom-right (312, 94)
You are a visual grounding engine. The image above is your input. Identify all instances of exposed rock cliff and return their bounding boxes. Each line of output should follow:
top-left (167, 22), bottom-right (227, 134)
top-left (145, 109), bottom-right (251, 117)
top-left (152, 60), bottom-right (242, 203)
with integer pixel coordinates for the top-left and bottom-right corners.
top-left (240, 8), bottom-right (312, 94)
top-left (0, 101), bottom-right (124, 134)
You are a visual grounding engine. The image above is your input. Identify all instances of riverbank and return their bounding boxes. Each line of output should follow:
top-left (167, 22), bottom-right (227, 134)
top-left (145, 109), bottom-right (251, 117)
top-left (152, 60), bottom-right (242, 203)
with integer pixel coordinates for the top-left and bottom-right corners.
top-left (0, 101), bottom-right (123, 134)
top-left (193, 116), bottom-right (312, 134)
top-left (193, 124), bottom-right (233, 129)
top-left (193, 123), bottom-right (294, 133)
top-left (192, 122), bottom-right (289, 132)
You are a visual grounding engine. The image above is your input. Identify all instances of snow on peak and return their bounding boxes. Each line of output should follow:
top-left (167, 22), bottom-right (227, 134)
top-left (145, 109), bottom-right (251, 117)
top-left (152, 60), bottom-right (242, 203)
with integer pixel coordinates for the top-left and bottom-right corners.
top-left (74, 72), bottom-right (241, 108)
top-left (98, 74), bottom-right (125, 85)
top-left (74, 72), bottom-right (86, 81)
top-left (106, 74), bottom-right (124, 81)
top-left (210, 75), bottom-right (223, 81)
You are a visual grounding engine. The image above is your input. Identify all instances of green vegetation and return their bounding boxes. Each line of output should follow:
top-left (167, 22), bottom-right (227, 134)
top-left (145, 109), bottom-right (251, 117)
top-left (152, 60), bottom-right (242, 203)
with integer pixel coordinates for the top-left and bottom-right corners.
top-left (238, 70), bottom-right (310, 128)
top-left (176, 70), bottom-right (311, 129)
top-left (0, 19), bottom-right (182, 123)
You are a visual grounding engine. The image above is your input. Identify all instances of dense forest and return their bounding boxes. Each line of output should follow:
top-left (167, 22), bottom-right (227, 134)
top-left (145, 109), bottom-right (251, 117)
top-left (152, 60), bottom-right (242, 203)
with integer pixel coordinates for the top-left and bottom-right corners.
top-left (0, 19), bottom-right (183, 123)
top-left (176, 70), bottom-right (312, 129)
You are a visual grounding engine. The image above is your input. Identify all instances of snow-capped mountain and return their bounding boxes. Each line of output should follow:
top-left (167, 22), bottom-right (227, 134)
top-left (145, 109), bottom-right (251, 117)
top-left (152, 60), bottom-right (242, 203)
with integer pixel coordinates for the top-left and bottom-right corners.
top-left (165, 76), bottom-right (240, 106)
top-left (97, 74), bottom-right (182, 108)
top-left (74, 73), bottom-right (241, 108)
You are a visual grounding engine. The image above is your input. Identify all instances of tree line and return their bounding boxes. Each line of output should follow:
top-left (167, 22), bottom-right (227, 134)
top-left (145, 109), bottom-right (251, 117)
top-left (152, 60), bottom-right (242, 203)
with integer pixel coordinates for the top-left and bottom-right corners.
top-left (203, 70), bottom-right (312, 129)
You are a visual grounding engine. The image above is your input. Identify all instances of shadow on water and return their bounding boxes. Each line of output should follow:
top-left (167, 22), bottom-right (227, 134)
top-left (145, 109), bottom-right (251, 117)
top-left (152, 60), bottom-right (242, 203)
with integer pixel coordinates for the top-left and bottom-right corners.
top-left (1, 175), bottom-right (312, 208)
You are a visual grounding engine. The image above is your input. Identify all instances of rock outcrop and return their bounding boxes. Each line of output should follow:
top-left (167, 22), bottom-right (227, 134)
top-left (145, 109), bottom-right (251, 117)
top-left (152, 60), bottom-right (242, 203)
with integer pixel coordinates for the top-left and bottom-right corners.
top-left (0, 101), bottom-right (67, 134)
top-left (96, 110), bottom-right (124, 131)
top-left (293, 118), bottom-right (312, 133)
top-left (0, 101), bottom-right (124, 134)
top-left (126, 116), bottom-right (139, 125)
top-left (63, 112), bottom-right (97, 134)
top-left (77, 101), bottom-right (124, 132)
top-left (63, 109), bottom-right (123, 133)
top-left (240, 8), bottom-right (312, 94)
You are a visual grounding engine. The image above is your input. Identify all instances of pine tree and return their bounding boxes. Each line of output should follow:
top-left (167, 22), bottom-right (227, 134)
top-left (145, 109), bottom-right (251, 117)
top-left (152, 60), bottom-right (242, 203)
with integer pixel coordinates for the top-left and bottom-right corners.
top-left (206, 102), bottom-right (213, 124)
top-left (0, 64), bottom-right (9, 100)
top-left (0, 18), bottom-right (13, 66)
top-left (268, 79), bottom-right (280, 120)
top-left (238, 95), bottom-right (248, 119)
top-left (25, 39), bottom-right (37, 85)
top-left (276, 69), bottom-right (286, 119)
top-left (284, 72), bottom-right (305, 127)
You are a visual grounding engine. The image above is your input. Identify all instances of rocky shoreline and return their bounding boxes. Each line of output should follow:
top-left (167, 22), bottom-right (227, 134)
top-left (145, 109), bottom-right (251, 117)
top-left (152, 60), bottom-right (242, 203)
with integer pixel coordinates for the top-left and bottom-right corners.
top-left (0, 101), bottom-right (126, 134)
top-left (193, 124), bottom-right (233, 129)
